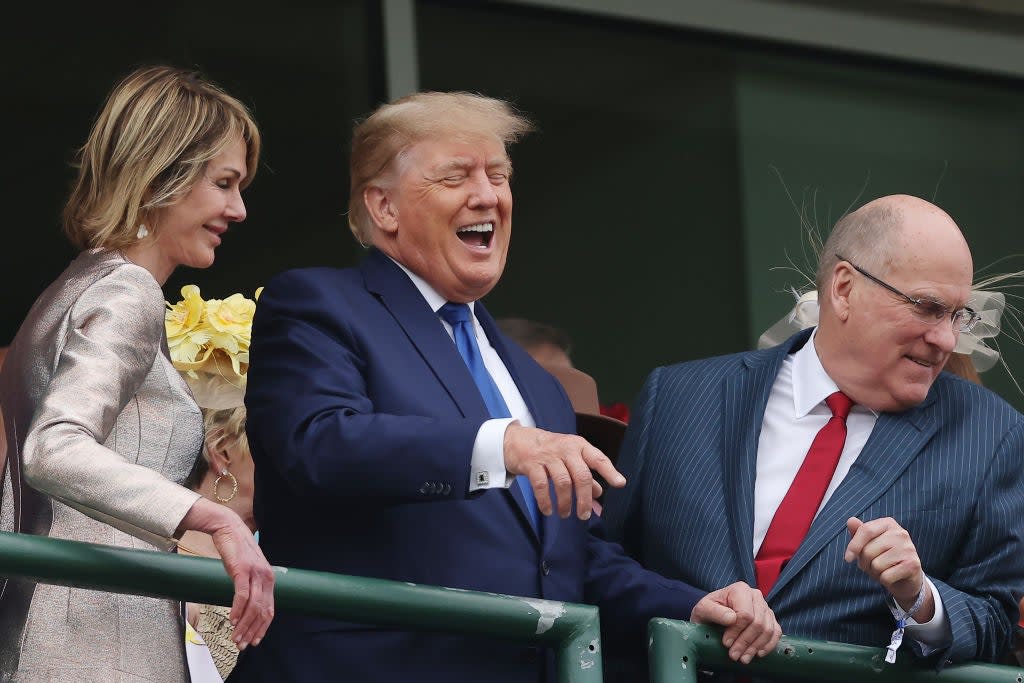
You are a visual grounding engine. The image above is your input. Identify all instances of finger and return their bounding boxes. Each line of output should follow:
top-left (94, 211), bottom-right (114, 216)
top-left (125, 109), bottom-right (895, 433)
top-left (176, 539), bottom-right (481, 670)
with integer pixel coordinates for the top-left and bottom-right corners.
top-left (590, 478), bottom-right (604, 501)
top-left (566, 455), bottom-right (595, 520)
top-left (235, 573), bottom-right (263, 648)
top-left (230, 572), bottom-right (254, 649)
top-left (523, 463), bottom-right (553, 516)
top-left (748, 611), bottom-right (780, 659)
top-left (690, 597), bottom-right (737, 627)
top-left (846, 517), bottom-right (891, 563)
top-left (544, 460), bottom-right (574, 518)
top-left (582, 446), bottom-right (626, 488)
top-left (723, 592), bottom-right (758, 662)
top-left (728, 622), bottom-right (762, 663)
top-left (759, 623), bottom-right (784, 657)
top-left (256, 567), bottom-right (276, 644)
top-left (843, 517), bottom-right (864, 562)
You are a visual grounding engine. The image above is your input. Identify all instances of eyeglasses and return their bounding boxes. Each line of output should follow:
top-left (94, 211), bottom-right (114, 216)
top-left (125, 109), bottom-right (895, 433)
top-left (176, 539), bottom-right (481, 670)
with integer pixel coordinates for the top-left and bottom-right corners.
top-left (835, 254), bottom-right (981, 333)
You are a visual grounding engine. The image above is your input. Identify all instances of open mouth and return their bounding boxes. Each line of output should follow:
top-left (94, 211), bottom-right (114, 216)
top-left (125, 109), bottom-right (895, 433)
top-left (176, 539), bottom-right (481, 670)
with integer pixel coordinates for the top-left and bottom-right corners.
top-left (905, 355), bottom-right (934, 368)
top-left (456, 222), bottom-right (494, 249)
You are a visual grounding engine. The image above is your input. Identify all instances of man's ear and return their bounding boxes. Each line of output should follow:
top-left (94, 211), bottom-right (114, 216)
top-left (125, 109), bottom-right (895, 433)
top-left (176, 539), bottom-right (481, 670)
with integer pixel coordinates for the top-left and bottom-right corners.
top-left (364, 185), bottom-right (399, 236)
top-left (829, 261), bottom-right (854, 322)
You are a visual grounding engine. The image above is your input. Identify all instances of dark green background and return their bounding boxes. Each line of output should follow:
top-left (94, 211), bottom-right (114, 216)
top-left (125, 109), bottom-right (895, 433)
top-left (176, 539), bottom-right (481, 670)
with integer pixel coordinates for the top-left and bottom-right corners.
top-left (4, 0), bottom-right (1023, 411)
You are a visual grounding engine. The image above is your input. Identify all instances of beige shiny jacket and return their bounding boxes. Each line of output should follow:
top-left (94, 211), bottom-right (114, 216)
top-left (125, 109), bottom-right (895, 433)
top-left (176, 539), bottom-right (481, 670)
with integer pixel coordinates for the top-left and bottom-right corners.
top-left (0, 249), bottom-right (203, 683)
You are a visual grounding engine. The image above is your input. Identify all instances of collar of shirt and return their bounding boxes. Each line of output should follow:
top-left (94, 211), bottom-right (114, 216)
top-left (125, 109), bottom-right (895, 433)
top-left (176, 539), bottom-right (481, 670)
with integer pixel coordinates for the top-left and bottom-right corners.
top-left (389, 257), bottom-right (474, 316)
top-left (791, 329), bottom-right (878, 419)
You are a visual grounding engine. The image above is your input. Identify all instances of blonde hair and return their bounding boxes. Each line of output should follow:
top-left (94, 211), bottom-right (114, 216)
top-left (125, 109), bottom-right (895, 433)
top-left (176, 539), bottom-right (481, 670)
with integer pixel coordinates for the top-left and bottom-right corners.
top-left (63, 65), bottom-right (261, 251)
top-left (347, 91), bottom-right (534, 244)
top-left (184, 405), bottom-right (249, 490)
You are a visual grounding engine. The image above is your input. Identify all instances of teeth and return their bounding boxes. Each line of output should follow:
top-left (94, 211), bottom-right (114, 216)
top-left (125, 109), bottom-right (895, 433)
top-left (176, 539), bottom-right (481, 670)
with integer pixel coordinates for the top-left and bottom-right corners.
top-left (457, 222), bottom-right (493, 233)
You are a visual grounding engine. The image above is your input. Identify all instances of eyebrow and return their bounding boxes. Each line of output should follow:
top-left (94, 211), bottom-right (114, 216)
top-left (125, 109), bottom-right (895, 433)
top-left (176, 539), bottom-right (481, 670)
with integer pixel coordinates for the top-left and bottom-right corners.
top-left (432, 157), bottom-right (512, 175)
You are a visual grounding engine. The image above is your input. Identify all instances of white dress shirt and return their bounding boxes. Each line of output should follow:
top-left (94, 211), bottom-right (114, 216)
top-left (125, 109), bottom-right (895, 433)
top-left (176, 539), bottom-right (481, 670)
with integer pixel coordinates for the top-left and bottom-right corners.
top-left (755, 329), bottom-right (949, 649)
top-left (393, 261), bottom-right (530, 491)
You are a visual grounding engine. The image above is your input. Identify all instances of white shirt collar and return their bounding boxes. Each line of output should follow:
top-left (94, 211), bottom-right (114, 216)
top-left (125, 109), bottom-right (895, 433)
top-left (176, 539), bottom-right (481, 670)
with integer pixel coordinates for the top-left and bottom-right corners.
top-left (389, 256), bottom-right (476, 315)
top-left (791, 328), bottom-right (877, 418)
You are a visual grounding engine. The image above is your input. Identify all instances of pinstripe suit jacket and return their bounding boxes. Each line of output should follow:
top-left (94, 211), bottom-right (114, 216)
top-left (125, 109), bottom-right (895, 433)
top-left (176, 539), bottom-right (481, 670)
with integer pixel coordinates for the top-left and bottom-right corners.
top-left (601, 329), bottom-right (1024, 666)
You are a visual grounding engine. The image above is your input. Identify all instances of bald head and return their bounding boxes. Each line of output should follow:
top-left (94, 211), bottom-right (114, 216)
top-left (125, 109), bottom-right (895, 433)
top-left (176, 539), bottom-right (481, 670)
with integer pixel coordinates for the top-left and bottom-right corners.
top-left (816, 194), bottom-right (970, 293)
top-left (815, 194), bottom-right (974, 413)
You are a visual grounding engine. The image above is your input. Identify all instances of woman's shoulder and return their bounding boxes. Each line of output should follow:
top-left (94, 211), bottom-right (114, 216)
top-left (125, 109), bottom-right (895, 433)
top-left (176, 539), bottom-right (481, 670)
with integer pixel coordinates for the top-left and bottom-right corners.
top-left (70, 250), bottom-right (165, 330)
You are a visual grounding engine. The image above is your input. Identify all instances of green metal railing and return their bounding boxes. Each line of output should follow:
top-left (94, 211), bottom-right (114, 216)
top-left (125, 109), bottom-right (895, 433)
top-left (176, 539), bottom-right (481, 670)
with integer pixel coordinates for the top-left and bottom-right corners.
top-left (648, 618), bottom-right (1024, 682)
top-left (6, 530), bottom-right (1024, 682)
top-left (0, 531), bottom-right (602, 683)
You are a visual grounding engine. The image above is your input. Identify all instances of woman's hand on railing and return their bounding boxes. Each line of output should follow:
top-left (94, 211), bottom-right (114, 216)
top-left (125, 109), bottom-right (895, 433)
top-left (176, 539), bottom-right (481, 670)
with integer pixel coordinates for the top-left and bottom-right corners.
top-left (178, 497), bottom-right (275, 649)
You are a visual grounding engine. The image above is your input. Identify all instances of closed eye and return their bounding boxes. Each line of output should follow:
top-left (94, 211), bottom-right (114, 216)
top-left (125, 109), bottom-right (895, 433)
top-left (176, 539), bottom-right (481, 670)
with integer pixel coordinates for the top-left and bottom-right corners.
top-left (913, 299), bottom-right (950, 320)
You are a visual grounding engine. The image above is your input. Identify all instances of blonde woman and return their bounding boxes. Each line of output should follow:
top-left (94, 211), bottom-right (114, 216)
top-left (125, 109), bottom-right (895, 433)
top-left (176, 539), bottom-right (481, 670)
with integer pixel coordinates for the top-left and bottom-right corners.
top-left (0, 65), bottom-right (274, 682)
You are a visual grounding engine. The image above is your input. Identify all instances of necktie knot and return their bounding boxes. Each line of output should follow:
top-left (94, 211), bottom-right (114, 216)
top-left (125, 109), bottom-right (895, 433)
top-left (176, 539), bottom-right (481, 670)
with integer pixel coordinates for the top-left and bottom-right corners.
top-left (826, 391), bottom-right (854, 420)
top-left (438, 302), bottom-right (472, 326)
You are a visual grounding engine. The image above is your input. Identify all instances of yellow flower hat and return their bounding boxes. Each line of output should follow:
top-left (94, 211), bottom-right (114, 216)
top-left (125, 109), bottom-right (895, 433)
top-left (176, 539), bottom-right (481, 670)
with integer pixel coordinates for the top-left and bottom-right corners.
top-left (165, 285), bottom-right (262, 409)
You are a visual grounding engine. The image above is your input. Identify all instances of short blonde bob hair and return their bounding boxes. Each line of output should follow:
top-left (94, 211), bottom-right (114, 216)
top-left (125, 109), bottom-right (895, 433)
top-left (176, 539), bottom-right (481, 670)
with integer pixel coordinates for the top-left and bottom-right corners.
top-left (63, 65), bottom-right (261, 251)
top-left (347, 91), bottom-right (534, 244)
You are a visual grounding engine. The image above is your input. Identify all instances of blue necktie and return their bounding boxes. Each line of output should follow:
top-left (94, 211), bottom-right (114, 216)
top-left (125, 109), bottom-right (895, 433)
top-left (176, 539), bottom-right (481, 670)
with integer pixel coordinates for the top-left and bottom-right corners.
top-left (438, 302), bottom-right (541, 532)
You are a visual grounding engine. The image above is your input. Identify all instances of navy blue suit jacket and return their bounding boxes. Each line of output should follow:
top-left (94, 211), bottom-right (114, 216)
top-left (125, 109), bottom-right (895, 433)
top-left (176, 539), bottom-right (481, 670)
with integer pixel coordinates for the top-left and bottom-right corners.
top-left (601, 329), bottom-right (1024, 668)
top-left (229, 249), bottom-right (702, 683)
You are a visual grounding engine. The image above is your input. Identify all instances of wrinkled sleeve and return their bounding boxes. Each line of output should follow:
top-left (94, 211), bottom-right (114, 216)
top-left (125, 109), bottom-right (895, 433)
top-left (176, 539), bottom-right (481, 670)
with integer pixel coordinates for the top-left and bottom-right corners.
top-left (21, 265), bottom-right (200, 543)
top-left (929, 418), bottom-right (1024, 665)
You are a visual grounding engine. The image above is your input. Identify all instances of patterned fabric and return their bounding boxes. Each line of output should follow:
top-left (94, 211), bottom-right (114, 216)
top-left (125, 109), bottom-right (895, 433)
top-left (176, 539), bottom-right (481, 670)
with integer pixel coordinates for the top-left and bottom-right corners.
top-left (0, 249), bottom-right (204, 682)
top-left (601, 328), bottom-right (1024, 666)
top-left (197, 604), bottom-right (239, 680)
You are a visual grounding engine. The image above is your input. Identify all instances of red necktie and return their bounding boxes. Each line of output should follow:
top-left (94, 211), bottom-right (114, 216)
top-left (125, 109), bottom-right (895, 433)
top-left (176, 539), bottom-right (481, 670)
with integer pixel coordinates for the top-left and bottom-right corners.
top-left (755, 391), bottom-right (854, 595)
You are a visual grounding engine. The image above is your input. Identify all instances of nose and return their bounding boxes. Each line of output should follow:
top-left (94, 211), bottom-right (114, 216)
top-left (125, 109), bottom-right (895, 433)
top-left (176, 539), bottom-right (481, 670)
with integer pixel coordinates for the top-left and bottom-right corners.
top-left (923, 319), bottom-right (958, 353)
top-left (466, 172), bottom-right (498, 210)
top-left (226, 188), bottom-right (247, 223)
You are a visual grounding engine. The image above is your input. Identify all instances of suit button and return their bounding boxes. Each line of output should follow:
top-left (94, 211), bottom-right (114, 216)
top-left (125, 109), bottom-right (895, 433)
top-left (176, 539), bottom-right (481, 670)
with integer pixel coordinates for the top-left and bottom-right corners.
top-left (541, 561), bottom-right (550, 576)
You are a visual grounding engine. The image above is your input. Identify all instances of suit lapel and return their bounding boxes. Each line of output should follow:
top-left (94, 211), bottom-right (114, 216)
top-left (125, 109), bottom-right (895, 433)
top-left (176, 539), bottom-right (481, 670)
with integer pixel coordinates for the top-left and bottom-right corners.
top-left (722, 338), bottom-right (801, 586)
top-left (360, 250), bottom-right (489, 421)
top-left (476, 303), bottom-right (549, 545)
top-left (769, 396), bottom-right (938, 599)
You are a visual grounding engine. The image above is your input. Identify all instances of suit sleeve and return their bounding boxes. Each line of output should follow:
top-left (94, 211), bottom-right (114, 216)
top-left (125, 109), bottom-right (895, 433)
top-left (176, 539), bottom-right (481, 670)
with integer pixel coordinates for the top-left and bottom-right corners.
top-left (930, 417), bottom-right (1024, 665)
top-left (244, 271), bottom-right (485, 505)
top-left (21, 265), bottom-right (201, 541)
top-left (600, 367), bottom-right (661, 559)
top-left (585, 368), bottom-right (705, 654)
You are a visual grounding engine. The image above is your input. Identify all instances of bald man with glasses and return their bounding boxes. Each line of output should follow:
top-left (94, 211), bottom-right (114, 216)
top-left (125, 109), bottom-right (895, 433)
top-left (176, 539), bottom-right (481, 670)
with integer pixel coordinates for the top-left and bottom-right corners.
top-left (602, 194), bottom-right (1024, 675)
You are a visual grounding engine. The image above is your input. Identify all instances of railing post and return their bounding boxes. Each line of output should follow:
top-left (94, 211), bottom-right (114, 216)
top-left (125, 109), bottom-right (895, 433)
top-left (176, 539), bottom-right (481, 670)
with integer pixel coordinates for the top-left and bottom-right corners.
top-left (556, 603), bottom-right (604, 683)
top-left (649, 618), bottom-right (699, 683)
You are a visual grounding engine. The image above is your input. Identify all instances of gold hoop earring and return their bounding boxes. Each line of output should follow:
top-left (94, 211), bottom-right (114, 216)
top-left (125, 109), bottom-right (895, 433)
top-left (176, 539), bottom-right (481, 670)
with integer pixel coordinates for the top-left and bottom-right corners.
top-left (213, 469), bottom-right (238, 503)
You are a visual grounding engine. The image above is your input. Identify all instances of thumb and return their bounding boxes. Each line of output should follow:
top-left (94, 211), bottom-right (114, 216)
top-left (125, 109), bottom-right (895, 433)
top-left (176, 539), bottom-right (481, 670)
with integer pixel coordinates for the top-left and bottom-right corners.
top-left (844, 517), bottom-right (863, 563)
top-left (691, 599), bottom-right (738, 627)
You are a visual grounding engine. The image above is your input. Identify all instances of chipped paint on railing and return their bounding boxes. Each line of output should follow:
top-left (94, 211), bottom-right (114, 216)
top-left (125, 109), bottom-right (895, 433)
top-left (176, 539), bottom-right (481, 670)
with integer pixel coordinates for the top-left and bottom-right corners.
top-left (521, 597), bottom-right (567, 634)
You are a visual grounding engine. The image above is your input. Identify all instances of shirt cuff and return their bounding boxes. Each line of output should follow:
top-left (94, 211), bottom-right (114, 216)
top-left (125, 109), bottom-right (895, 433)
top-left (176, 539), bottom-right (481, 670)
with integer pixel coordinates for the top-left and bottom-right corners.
top-left (468, 418), bottom-right (516, 491)
top-left (904, 576), bottom-right (951, 652)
